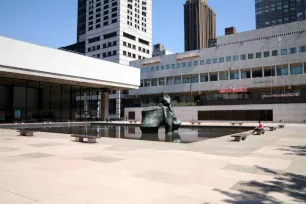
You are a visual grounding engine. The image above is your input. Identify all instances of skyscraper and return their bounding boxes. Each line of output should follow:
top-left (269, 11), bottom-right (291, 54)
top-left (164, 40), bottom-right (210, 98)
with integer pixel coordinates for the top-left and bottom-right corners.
top-left (85, 0), bottom-right (152, 65)
top-left (255, 0), bottom-right (306, 29)
top-left (184, 0), bottom-right (216, 51)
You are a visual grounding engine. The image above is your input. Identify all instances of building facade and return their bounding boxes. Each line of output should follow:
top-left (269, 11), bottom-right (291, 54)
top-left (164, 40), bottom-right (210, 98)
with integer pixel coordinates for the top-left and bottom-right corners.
top-left (152, 43), bottom-right (173, 57)
top-left (126, 20), bottom-right (306, 122)
top-left (184, 0), bottom-right (216, 51)
top-left (256, 0), bottom-right (306, 29)
top-left (0, 36), bottom-right (140, 123)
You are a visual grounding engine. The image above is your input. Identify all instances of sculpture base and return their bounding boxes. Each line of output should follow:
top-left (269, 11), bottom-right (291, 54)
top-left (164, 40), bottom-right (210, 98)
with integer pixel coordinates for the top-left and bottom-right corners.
top-left (140, 126), bottom-right (159, 134)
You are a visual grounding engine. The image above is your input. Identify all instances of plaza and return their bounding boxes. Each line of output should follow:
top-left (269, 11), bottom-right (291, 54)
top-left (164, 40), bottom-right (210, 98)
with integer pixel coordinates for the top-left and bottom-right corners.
top-left (0, 122), bottom-right (305, 203)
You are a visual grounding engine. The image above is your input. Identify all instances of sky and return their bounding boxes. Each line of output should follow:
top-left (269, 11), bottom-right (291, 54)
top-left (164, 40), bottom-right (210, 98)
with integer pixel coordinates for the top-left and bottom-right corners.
top-left (0, 0), bottom-right (255, 53)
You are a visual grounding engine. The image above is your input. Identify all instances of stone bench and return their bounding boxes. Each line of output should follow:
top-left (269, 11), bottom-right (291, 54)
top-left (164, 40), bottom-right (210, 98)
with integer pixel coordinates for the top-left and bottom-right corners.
top-left (268, 126), bottom-right (277, 131)
top-left (191, 121), bottom-right (201, 125)
top-left (17, 130), bottom-right (35, 137)
top-left (71, 135), bottom-right (100, 143)
top-left (278, 125), bottom-right (285, 128)
top-left (231, 133), bottom-right (249, 142)
top-left (253, 128), bottom-right (265, 135)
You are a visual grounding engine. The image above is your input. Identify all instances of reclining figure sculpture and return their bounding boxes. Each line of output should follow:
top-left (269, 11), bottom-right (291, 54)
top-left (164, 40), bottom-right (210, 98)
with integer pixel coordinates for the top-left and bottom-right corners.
top-left (140, 92), bottom-right (181, 135)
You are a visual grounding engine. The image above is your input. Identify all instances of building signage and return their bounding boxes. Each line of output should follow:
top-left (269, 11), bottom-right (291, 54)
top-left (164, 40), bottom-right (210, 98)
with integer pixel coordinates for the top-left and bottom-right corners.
top-left (220, 87), bottom-right (248, 94)
top-left (253, 79), bottom-right (274, 84)
top-left (262, 93), bottom-right (300, 98)
top-left (142, 57), bottom-right (160, 65)
top-left (176, 51), bottom-right (200, 60)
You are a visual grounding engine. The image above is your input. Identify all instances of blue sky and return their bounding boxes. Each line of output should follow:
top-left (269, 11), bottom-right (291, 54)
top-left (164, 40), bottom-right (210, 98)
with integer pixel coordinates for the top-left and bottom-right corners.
top-left (0, 0), bottom-right (255, 53)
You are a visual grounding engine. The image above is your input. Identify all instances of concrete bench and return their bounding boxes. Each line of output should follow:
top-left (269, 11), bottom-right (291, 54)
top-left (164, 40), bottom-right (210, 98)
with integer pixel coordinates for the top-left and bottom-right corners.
top-left (71, 135), bottom-right (100, 143)
top-left (17, 130), bottom-right (35, 137)
top-left (231, 133), bottom-right (249, 142)
top-left (253, 128), bottom-right (265, 135)
top-left (191, 121), bottom-right (201, 125)
top-left (268, 126), bottom-right (277, 131)
top-left (278, 125), bottom-right (285, 128)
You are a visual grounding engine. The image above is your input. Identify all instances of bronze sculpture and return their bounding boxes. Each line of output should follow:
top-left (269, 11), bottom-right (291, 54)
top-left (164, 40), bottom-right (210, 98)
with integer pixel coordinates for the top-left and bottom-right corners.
top-left (140, 92), bottom-right (181, 135)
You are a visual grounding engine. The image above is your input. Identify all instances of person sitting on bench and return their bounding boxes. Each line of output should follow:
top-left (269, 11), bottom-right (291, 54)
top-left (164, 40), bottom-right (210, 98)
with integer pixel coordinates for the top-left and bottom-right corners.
top-left (252, 121), bottom-right (264, 134)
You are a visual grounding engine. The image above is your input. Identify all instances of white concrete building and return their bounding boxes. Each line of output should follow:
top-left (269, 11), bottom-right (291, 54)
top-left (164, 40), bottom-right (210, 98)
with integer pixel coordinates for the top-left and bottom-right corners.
top-left (152, 43), bottom-right (173, 57)
top-left (125, 20), bottom-right (306, 122)
top-left (0, 36), bottom-right (139, 123)
top-left (84, 0), bottom-right (152, 119)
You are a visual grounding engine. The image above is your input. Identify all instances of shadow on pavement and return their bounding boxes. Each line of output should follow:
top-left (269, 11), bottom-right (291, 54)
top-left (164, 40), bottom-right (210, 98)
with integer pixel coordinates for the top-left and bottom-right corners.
top-left (213, 166), bottom-right (306, 203)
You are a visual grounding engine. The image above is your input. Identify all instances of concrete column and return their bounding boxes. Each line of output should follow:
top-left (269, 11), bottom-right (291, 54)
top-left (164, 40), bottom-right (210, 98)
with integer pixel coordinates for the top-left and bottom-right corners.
top-left (116, 90), bottom-right (121, 119)
top-left (101, 90), bottom-right (109, 121)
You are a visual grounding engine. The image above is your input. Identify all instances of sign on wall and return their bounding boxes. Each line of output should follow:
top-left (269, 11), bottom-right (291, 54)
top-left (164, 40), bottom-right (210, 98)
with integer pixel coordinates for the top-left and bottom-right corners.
top-left (176, 51), bottom-right (200, 60)
top-left (219, 87), bottom-right (248, 94)
top-left (142, 57), bottom-right (161, 65)
top-left (262, 93), bottom-right (300, 98)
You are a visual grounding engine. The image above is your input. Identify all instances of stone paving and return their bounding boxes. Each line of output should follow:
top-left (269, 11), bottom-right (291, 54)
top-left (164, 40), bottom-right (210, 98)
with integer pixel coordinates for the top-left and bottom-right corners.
top-left (0, 124), bottom-right (306, 203)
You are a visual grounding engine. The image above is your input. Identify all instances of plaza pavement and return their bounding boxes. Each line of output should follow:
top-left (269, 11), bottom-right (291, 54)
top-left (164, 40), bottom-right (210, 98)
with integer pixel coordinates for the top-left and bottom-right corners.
top-left (0, 123), bottom-right (306, 204)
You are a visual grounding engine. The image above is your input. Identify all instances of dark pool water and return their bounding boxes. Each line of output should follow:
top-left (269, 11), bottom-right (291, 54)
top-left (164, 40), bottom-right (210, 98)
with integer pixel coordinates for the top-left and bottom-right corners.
top-left (22, 124), bottom-right (252, 143)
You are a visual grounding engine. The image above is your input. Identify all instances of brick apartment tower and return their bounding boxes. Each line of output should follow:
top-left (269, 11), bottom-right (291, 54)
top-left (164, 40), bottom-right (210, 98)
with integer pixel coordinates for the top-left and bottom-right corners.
top-left (184, 0), bottom-right (216, 51)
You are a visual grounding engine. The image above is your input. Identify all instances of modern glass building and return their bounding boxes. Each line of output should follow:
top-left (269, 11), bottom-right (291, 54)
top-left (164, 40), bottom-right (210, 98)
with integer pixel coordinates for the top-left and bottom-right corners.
top-left (0, 36), bottom-right (140, 123)
top-left (256, 0), bottom-right (306, 29)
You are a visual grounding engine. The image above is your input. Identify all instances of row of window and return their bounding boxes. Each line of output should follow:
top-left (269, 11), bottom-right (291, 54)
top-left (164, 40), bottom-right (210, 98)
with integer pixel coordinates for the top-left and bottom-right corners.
top-left (140, 63), bottom-right (306, 87)
top-left (123, 50), bottom-right (146, 60)
top-left (87, 40), bottom-right (117, 52)
top-left (218, 30), bottom-right (305, 47)
top-left (92, 50), bottom-right (117, 58)
top-left (122, 41), bottom-right (149, 54)
top-left (141, 46), bottom-right (306, 73)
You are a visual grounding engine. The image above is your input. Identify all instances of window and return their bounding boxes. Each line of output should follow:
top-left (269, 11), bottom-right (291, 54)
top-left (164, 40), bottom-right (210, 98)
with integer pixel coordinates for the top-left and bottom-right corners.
top-left (194, 61), bottom-right (198, 66)
top-left (111, 19), bottom-right (117, 23)
top-left (206, 59), bottom-right (211, 64)
top-left (200, 60), bottom-right (205, 65)
top-left (166, 77), bottom-right (173, 85)
top-left (240, 54), bottom-right (246, 60)
top-left (123, 51), bottom-right (126, 56)
top-left (219, 71), bottom-right (228, 80)
top-left (139, 38), bottom-right (149, 46)
top-left (151, 78), bottom-right (157, 86)
top-left (233, 55), bottom-right (239, 61)
top-left (264, 51), bottom-right (270, 57)
top-left (200, 74), bottom-right (208, 82)
top-left (176, 63), bottom-right (181, 68)
top-left (290, 63), bottom-right (303, 75)
top-left (191, 75), bottom-right (198, 83)
top-left (209, 73), bottom-right (218, 81)
top-left (213, 58), bottom-right (218, 64)
top-left (276, 65), bottom-right (288, 76)
top-left (171, 64), bottom-right (175, 69)
top-left (123, 32), bottom-right (136, 40)
top-left (290, 47), bottom-right (296, 54)
top-left (144, 79), bottom-right (151, 87)
top-left (252, 68), bottom-right (263, 78)
top-left (256, 52), bottom-right (261, 58)
top-left (182, 76), bottom-right (190, 84)
top-left (264, 67), bottom-right (275, 77)
top-left (241, 70), bottom-right (251, 79)
top-left (158, 78), bottom-right (165, 86)
top-left (300, 46), bottom-right (306, 53)
top-left (281, 49), bottom-right (287, 55)
top-left (104, 32), bottom-right (117, 39)
top-left (248, 53), bottom-right (254, 59)
top-left (145, 67), bottom-right (150, 72)
top-left (166, 64), bottom-right (170, 69)
top-left (226, 56), bottom-right (231, 62)
top-left (141, 68), bottom-right (145, 73)
top-left (219, 57), bottom-right (224, 63)
top-left (112, 50), bottom-right (117, 55)
top-left (272, 50), bottom-right (278, 56)
top-left (161, 65), bottom-right (165, 70)
top-left (88, 36), bottom-right (100, 43)
top-left (182, 62), bottom-right (186, 67)
top-left (188, 62), bottom-right (192, 67)
top-left (174, 77), bottom-right (181, 84)
top-left (230, 71), bottom-right (240, 80)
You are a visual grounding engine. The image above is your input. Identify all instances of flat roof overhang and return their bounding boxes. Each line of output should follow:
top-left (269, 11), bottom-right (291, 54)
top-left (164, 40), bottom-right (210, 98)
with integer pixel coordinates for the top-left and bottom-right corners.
top-left (0, 36), bottom-right (140, 90)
